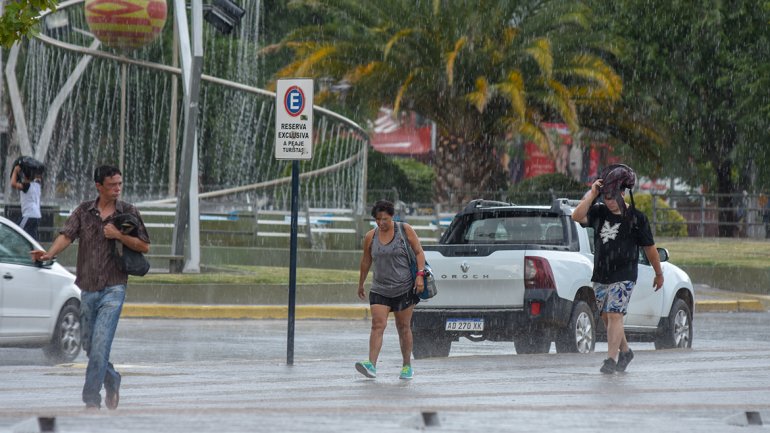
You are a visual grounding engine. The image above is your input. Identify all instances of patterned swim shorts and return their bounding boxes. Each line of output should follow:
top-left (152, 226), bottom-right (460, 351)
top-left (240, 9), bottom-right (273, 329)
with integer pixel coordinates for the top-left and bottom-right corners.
top-left (594, 281), bottom-right (635, 315)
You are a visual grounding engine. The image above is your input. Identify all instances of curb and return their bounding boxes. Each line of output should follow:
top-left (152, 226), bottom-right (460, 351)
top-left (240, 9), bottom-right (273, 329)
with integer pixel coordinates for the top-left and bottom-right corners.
top-left (694, 299), bottom-right (766, 313)
top-left (122, 299), bottom-right (766, 320)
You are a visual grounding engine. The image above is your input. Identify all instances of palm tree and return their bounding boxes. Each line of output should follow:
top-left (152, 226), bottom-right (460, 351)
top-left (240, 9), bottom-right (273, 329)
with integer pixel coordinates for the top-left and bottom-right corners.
top-left (266, 0), bottom-right (625, 206)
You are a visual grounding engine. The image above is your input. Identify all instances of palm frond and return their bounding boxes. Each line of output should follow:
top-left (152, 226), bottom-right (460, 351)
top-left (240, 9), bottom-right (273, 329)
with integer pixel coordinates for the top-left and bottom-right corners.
top-left (566, 54), bottom-right (622, 100)
top-left (466, 76), bottom-right (491, 113)
top-left (545, 79), bottom-right (579, 131)
top-left (446, 36), bottom-right (467, 86)
top-left (346, 61), bottom-right (381, 83)
top-left (385, 28), bottom-right (415, 59)
top-left (525, 38), bottom-right (553, 78)
top-left (569, 86), bottom-right (617, 102)
top-left (295, 45), bottom-right (338, 77)
top-left (503, 27), bottom-right (518, 46)
top-left (518, 121), bottom-right (551, 154)
top-left (498, 71), bottom-right (526, 120)
top-left (393, 70), bottom-right (417, 114)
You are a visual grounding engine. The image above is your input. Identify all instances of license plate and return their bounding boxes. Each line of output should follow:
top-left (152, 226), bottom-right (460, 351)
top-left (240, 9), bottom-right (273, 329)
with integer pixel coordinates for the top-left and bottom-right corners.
top-left (445, 318), bottom-right (484, 331)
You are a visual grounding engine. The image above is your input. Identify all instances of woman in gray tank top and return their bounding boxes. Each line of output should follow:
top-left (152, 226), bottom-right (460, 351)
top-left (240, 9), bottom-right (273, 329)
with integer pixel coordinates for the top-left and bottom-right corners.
top-left (356, 200), bottom-right (426, 380)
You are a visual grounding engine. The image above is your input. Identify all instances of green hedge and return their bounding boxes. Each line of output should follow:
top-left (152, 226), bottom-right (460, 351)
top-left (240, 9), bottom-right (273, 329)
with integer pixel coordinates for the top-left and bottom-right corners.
top-left (367, 150), bottom-right (434, 204)
top-left (632, 193), bottom-right (688, 237)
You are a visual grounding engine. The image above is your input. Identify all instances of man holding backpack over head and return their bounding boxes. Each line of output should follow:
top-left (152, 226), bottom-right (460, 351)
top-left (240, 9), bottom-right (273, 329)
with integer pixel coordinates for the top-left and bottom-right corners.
top-left (572, 164), bottom-right (664, 374)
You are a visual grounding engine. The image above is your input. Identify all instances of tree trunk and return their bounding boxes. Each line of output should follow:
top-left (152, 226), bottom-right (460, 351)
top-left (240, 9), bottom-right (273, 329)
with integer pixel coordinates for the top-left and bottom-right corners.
top-left (715, 159), bottom-right (738, 237)
top-left (708, 119), bottom-right (739, 238)
top-left (433, 132), bottom-right (505, 208)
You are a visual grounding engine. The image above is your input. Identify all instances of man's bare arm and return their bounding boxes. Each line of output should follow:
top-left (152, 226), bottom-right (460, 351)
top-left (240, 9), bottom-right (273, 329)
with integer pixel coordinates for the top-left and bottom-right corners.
top-left (572, 179), bottom-right (602, 225)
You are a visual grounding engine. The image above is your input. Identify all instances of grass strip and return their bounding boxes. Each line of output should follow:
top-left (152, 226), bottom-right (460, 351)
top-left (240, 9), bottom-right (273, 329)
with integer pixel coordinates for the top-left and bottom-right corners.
top-left (131, 238), bottom-right (770, 285)
top-left (132, 265), bottom-right (359, 285)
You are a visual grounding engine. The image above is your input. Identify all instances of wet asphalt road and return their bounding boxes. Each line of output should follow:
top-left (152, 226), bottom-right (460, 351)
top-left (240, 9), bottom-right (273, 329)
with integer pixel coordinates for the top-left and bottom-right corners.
top-left (1, 312), bottom-right (769, 432)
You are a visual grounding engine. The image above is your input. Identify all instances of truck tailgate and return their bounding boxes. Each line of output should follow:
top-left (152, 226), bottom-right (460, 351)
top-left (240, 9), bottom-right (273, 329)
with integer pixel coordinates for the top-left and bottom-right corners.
top-left (422, 246), bottom-right (526, 309)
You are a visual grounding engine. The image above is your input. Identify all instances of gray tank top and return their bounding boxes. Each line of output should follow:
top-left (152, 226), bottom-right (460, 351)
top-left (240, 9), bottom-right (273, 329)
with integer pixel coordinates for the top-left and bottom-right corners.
top-left (370, 224), bottom-right (413, 297)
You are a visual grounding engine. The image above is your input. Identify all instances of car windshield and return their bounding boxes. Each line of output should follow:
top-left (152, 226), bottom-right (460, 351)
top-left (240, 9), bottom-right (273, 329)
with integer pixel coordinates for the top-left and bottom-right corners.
top-left (449, 213), bottom-right (567, 245)
top-left (0, 223), bottom-right (35, 266)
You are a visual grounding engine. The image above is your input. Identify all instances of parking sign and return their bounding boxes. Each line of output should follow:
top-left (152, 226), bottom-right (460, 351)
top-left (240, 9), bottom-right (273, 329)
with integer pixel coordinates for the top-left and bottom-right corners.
top-left (275, 79), bottom-right (313, 160)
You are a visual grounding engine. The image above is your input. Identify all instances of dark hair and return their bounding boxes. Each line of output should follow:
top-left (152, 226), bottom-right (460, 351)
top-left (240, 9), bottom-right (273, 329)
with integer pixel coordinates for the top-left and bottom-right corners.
top-left (94, 165), bottom-right (122, 184)
top-left (370, 199), bottom-right (395, 218)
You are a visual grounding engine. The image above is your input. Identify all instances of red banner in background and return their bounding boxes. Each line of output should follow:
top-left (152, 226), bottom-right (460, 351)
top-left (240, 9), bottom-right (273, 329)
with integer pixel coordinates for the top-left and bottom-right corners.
top-left (523, 142), bottom-right (555, 178)
top-left (519, 123), bottom-right (620, 184)
top-left (370, 108), bottom-right (432, 156)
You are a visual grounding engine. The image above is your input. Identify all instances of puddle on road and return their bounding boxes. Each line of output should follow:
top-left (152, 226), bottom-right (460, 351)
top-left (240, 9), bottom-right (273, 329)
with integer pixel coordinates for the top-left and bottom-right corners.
top-left (44, 371), bottom-right (189, 377)
top-left (45, 364), bottom-right (188, 377)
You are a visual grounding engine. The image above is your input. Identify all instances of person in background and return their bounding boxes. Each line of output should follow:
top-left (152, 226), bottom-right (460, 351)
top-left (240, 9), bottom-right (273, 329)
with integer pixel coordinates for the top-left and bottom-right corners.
top-left (356, 199), bottom-right (425, 380)
top-left (32, 165), bottom-right (150, 409)
top-left (571, 164), bottom-right (663, 374)
top-left (10, 162), bottom-right (42, 240)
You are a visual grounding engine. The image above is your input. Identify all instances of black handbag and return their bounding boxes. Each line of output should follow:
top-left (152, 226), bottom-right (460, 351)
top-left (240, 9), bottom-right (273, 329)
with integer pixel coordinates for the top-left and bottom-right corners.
top-left (396, 222), bottom-right (437, 299)
top-left (111, 213), bottom-right (150, 277)
top-left (114, 243), bottom-right (150, 276)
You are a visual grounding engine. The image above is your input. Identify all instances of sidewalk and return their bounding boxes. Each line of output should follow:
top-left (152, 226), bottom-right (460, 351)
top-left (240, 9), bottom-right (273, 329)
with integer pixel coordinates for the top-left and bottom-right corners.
top-left (692, 284), bottom-right (769, 313)
top-left (121, 285), bottom-right (767, 320)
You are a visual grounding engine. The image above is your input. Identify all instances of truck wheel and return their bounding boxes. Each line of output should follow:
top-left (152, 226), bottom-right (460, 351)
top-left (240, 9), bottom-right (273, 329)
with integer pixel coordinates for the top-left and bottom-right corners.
top-left (412, 331), bottom-right (451, 359)
top-left (513, 330), bottom-right (551, 354)
top-left (654, 298), bottom-right (692, 350)
top-left (555, 301), bottom-right (595, 354)
top-left (43, 302), bottom-right (81, 364)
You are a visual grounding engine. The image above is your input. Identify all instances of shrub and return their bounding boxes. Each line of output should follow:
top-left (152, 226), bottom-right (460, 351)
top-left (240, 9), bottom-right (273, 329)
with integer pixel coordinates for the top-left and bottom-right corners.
top-left (367, 150), bottom-right (434, 204)
top-left (632, 193), bottom-right (688, 237)
top-left (392, 157), bottom-right (434, 203)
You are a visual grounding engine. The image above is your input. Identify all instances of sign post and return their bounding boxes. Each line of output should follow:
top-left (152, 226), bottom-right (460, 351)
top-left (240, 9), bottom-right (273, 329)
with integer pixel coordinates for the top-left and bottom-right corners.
top-left (275, 78), bottom-right (313, 366)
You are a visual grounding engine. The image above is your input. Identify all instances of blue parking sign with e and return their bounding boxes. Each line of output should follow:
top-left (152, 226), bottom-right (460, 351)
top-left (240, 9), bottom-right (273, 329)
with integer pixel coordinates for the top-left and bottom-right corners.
top-left (284, 86), bottom-right (305, 117)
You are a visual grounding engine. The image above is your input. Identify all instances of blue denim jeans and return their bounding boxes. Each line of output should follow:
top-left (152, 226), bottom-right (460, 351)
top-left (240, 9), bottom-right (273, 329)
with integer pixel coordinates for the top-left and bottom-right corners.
top-left (80, 284), bottom-right (125, 407)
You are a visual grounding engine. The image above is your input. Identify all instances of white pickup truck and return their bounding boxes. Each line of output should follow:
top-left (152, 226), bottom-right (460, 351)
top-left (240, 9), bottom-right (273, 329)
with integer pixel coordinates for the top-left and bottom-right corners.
top-left (411, 199), bottom-right (695, 358)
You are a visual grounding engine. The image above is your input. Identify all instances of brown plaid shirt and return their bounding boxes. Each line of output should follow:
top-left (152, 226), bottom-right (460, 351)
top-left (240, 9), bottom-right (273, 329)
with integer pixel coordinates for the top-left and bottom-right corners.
top-left (60, 198), bottom-right (151, 292)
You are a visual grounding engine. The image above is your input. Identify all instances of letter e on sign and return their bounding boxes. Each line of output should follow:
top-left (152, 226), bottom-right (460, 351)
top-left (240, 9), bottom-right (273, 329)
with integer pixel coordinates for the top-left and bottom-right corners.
top-left (284, 86), bottom-right (305, 116)
top-left (275, 78), bottom-right (314, 160)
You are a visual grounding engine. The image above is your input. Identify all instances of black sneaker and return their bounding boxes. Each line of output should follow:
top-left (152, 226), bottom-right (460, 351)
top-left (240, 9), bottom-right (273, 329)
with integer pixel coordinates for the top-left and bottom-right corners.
top-left (616, 349), bottom-right (634, 372)
top-left (600, 358), bottom-right (617, 374)
top-left (104, 371), bottom-right (120, 410)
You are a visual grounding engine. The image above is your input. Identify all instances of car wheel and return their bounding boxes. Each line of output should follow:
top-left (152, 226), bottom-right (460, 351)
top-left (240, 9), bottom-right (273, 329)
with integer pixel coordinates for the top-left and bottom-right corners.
top-left (555, 301), bottom-right (595, 354)
top-left (43, 302), bottom-right (82, 364)
top-left (412, 330), bottom-right (451, 359)
top-left (514, 329), bottom-right (551, 354)
top-left (654, 298), bottom-right (692, 350)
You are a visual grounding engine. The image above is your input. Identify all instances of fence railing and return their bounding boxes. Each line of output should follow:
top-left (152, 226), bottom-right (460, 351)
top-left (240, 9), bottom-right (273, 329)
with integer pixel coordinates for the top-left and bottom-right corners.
top-left (376, 190), bottom-right (770, 240)
top-left (5, 191), bottom-right (767, 257)
top-left (650, 192), bottom-right (769, 239)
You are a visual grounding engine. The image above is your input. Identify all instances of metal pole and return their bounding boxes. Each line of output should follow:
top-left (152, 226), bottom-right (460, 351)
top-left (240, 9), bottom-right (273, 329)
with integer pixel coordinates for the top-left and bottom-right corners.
top-left (170, 0), bottom-right (203, 273)
top-left (119, 62), bottom-right (127, 173)
top-left (287, 160), bottom-right (299, 365)
top-left (168, 18), bottom-right (179, 196)
top-left (651, 192), bottom-right (657, 237)
top-left (700, 194), bottom-right (706, 238)
top-left (355, 141), bottom-right (368, 249)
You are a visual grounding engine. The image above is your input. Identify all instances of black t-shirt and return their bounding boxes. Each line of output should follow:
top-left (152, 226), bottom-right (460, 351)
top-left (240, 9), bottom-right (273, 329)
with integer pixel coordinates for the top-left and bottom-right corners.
top-left (587, 204), bottom-right (655, 284)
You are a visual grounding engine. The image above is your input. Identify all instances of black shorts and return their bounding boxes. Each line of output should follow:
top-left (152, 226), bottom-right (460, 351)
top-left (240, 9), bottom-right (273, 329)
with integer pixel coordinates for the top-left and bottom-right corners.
top-left (369, 290), bottom-right (420, 312)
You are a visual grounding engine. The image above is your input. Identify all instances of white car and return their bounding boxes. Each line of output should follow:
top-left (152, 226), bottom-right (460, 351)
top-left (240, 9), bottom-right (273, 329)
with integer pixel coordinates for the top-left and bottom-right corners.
top-left (0, 215), bottom-right (81, 363)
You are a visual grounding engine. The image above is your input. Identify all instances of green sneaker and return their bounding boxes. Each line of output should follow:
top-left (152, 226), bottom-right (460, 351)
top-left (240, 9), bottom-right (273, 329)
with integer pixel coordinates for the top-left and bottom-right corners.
top-left (399, 365), bottom-right (413, 380)
top-left (355, 360), bottom-right (377, 378)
